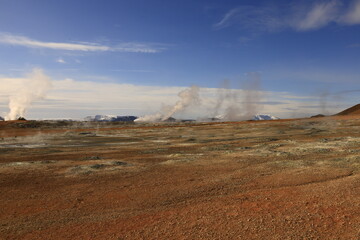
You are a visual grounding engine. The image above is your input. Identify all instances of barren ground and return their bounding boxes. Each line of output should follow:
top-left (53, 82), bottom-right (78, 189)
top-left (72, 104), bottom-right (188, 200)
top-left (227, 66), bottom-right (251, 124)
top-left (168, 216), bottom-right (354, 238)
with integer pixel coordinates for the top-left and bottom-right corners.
top-left (1, 116), bottom-right (360, 239)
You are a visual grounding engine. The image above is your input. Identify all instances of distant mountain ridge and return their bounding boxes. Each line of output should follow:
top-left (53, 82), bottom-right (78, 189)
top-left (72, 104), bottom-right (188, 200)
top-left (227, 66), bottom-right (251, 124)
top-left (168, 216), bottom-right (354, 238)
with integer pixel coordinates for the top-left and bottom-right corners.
top-left (252, 114), bottom-right (280, 121)
top-left (210, 114), bottom-right (280, 121)
top-left (0, 116), bottom-right (4, 121)
top-left (85, 115), bottom-right (138, 122)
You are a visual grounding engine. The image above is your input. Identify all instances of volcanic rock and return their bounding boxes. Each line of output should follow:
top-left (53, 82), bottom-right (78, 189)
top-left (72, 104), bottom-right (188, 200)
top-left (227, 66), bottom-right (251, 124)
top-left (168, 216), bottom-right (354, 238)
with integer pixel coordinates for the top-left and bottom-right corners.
top-left (85, 115), bottom-right (138, 122)
top-left (162, 117), bottom-right (176, 122)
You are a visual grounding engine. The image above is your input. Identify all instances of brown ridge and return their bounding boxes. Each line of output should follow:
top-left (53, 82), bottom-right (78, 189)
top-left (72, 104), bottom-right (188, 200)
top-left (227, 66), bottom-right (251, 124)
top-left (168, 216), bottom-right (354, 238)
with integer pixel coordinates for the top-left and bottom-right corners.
top-left (336, 103), bottom-right (360, 116)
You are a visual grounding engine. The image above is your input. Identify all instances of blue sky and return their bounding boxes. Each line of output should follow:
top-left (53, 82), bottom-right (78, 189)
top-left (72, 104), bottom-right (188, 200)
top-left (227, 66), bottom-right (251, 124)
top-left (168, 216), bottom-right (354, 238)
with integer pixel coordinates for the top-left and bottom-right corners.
top-left (0, 0), bottom-right (359, 119)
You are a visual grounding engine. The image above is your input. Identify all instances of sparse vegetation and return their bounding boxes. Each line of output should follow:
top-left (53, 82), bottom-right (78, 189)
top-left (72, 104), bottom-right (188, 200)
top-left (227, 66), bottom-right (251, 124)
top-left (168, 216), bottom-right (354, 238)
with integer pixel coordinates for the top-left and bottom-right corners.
top-left (1, 116), bottom-right (360, 239)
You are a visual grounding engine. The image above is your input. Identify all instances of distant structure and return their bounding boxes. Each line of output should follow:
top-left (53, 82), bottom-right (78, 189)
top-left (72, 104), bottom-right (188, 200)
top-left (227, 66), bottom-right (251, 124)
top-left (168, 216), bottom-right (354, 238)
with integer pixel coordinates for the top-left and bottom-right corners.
top-left (85, 115), bottom-right (138, 122)
top-left (17, 117), bottom-right (27, 121)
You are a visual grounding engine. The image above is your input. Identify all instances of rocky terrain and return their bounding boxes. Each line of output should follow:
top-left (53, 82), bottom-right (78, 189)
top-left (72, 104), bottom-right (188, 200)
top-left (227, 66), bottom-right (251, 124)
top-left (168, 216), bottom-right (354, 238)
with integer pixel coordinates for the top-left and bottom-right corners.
top-left (1, 114), bottom-right (360, 239)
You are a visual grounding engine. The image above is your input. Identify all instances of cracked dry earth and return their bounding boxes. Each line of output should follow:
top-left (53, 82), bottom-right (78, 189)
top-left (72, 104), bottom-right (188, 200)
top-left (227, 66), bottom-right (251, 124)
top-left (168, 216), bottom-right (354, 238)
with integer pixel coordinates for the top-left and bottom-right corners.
top-left (1, 116), bottom-right (360, 239)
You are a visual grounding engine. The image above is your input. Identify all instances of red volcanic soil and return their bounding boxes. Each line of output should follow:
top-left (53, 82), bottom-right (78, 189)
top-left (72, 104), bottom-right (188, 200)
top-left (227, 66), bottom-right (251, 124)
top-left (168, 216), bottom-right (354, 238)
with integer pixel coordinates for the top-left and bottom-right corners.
top-left (336, 103), bottom-right (360, 116)
top-left (1, 117), bottom-right (360, 239)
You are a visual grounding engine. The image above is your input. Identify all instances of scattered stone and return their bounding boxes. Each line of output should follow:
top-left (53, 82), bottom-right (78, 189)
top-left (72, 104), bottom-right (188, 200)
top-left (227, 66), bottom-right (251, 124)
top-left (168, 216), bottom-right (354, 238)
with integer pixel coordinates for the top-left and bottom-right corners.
top-left (112, 161), bottom-right (129, 166)
top-left (90, 164), bottom-right (106, 169)
top-left (79, 132), bottom-right (93, 135)
top-left (83, 156), bottom-right (102, 160)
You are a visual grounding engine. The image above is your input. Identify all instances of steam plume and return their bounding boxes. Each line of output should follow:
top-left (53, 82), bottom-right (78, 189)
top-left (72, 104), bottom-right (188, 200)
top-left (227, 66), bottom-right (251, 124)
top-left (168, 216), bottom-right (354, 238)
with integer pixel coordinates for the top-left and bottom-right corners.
top-left (5, 68), bottom-right (52, 120)
top-left (135, 86), bottom-right (200, 122)
top-left (213, 72), bottom-right (264, 121)
top-left (242, 73), bottom-right (263, 119)
top-left (319, 90), bottom-right (329, 115)
top-left (212, 79), bottom-right (232, 117)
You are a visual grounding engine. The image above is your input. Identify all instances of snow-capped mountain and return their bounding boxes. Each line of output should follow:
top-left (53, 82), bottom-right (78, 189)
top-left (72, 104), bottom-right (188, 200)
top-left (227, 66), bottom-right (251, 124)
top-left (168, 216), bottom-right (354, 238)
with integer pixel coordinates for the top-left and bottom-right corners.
top-left (208, 114), bottom-right (279, 121)
top-left (85, 115), bottom-right (138, 122)
top-left (252, 114), bottom-right (279, 121)
top-left (85, 115), bottom-right (115, 121)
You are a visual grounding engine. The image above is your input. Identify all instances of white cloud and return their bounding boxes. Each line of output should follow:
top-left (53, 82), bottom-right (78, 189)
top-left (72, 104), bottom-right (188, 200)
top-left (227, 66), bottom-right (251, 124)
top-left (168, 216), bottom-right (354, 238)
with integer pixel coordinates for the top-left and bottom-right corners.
top-left (214, 0), bottom-right (360, 33)
top-left (56, 58), bottom-right (66, 64)
top-left (294, 0), bottom-right (340, 31)
top-left (340, 0), bottom-right (360, 24)
top-left (0, 33), bottom-right (163, 53)
top-left (0, 33), bottom-right (110, 51)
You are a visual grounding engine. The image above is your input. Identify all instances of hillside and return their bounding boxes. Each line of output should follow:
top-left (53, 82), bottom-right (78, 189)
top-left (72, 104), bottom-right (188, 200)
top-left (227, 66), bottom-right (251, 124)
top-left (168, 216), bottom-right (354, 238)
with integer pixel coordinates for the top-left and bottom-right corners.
top-left (336, 104), bottom-right (360, 116)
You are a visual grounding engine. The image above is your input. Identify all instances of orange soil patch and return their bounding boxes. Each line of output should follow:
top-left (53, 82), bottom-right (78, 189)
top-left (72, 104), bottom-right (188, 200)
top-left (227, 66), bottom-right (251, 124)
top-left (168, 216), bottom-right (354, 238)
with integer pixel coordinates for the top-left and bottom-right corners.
top-left (1, 117), bottom-right (360, 239)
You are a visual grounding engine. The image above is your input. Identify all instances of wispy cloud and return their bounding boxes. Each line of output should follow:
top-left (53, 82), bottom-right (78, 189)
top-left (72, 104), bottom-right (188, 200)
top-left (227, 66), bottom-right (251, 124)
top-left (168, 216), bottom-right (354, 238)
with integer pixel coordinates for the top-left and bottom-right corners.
top-left (115, 43), bottom-right (164, 53)
top-left (56, 58), bottom-right (66, 64)
top-left (214, 0), bottom-right (360, 33)
top-left (348, 43), bottom-right (360, 48)
top-left (294, 0), bottom-right (340, 31)
top-left (0, 33), bottom-right (164, 53)
top-left (213, 7), bottom-right (243, 30)
top-left (214, 6), bottom-right (284, 32)
top-left (271, 68), bottom-right (360, 84)
top-left (111, 69), bottom-right (155, 73)
top-left (341, 0), bottom-right (360, 24)
top-left (0, 33), bottom-right (110, 51)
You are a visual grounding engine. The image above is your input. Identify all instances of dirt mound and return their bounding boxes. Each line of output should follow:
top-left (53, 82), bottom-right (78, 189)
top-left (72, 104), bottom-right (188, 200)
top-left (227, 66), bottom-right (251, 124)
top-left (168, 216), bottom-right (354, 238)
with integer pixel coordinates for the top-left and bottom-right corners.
top-left (310, 114), bottom-right (326, 118)
top-left (336, 103), bottom-right (360, 116)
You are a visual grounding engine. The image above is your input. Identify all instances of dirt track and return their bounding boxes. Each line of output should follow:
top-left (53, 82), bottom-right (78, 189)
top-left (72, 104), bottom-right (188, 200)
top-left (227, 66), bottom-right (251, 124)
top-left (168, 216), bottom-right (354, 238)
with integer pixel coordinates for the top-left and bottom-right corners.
top-left (1, 116), bottom-right (360, 239)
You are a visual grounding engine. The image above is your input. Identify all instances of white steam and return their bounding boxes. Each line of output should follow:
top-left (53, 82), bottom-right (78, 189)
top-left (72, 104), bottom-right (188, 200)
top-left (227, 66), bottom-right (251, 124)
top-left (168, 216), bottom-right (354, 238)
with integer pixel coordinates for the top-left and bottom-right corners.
top-left (135, 86), bottom-right (200, 122)
top-left (5, 68), bottom-right (52, 120)
top-left (213, 73), bottom-right (264, 121)
top-left (134, 112), bottom-right (163, 122)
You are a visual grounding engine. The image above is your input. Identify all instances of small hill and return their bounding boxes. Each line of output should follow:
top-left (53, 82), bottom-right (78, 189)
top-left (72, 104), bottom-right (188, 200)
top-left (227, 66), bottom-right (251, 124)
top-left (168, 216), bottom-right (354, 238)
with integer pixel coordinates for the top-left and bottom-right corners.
top-left (336, 104), bottom-right (360, 116)
top-left (0, 116), bottom-right (4, 121)
top-left (311, 114), bottom-right (326, 118)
